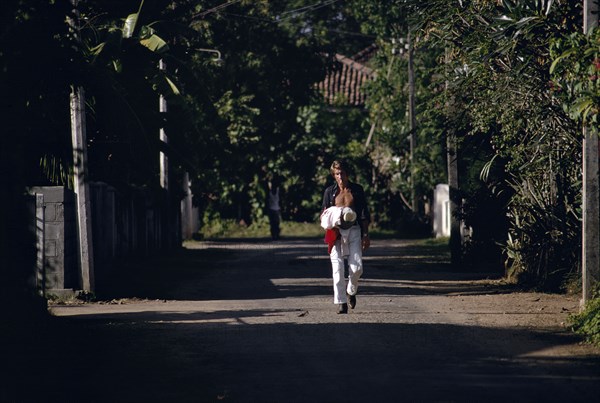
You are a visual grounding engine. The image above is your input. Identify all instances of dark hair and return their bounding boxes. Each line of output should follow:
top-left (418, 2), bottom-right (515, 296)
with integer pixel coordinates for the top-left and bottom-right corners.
top-left (330, 159), bottom-right (351, 176)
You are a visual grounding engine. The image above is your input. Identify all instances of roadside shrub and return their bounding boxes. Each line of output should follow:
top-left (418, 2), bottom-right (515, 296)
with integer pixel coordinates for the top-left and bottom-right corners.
top-left (570, 295), bottom-right (600, 347)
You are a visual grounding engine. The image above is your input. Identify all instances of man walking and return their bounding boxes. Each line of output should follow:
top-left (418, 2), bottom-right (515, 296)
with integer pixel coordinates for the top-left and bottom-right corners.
top-left (321, 159), bottom-right (370, 314)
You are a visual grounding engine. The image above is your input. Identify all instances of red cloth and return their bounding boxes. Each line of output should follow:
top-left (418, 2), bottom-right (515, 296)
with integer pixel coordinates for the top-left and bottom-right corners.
top-left (324, 228), bottom-right (340, 254)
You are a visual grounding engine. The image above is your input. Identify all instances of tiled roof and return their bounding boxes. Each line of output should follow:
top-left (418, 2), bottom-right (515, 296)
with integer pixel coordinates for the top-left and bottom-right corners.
top-left (317, 46), bottom-right (377, 107)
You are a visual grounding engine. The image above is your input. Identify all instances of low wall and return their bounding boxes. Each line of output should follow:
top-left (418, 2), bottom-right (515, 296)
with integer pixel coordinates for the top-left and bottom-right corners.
top-left (29, 184), bottom-right (183, 295)
top-left (29, 187), bottom-right (78, 293)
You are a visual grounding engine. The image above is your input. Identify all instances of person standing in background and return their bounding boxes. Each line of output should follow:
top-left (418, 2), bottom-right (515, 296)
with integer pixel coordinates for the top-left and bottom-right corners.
top-left (267, 175), bottom-right (282, 240)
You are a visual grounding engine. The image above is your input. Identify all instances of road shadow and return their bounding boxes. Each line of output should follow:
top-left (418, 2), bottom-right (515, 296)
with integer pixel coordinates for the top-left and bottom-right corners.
top-left (11, 238), bottom-right (598, 402)
top-left (5, 310), bottom-right (600, 402)
top-left (94, 238), bottom-right (510, 302)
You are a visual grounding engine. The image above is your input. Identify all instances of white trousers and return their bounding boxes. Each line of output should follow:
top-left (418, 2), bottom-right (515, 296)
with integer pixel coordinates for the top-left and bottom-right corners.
top-left (330, 225), bottom-right (363, 304)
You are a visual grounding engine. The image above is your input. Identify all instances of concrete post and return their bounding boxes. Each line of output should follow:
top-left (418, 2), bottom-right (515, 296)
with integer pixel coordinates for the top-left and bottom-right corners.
top-left (159, 59), bottom-right (169, 191)
top-left (68, 0), bottom-right (94, 293)
top-left (408, 31), bottom-right (417, 213)
top-left (181, 172), bottom-right (193, 240)
top-left (582, 0), bottom-right (600, 305)
top-left (71, 87), bottom-right (95, 292)
top-left (445, 46), bottom-right (462, 266)
top-left (35, 194), bottom-right (45, 296)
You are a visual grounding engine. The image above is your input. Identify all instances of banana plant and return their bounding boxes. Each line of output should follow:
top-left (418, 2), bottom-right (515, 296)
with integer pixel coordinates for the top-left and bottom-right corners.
top-left (93, 0), bottom-right (169, 52)
top-left (87, 0), bottom-right (177, 92)
top-left (39, 0), bottom-right (181, 188)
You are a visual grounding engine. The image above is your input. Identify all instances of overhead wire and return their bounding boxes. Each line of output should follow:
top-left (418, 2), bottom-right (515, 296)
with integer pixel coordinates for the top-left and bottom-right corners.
top-left (276, 0), bottom-right (343, 22)
top-left (326, 28), bottom-right (376, 39)
top-left (278, 0), bottom-right (342, 17)
top-left (215, 11), bottom-right (374, 41)
top-left (279, 2), bottom-right (328, 16)
top-left (194, 0), bottom-right (344, 23)
top-left (193, 0), bottom-right (242, 19)
top-left (192, 0), bottom-right (372, 44)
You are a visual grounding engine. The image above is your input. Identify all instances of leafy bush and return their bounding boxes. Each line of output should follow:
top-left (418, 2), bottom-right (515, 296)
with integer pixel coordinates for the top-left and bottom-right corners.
top-left (550, 27), bottom-right (600, 125)
top-left (503, 168), bottom-right (581, 290)
top-left (570, 296), bottom-right (600, 346)
top-left (406, 0), bottom-right (582, 288)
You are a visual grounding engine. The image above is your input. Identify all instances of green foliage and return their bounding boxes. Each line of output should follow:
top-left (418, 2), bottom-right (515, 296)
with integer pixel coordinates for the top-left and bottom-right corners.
top-left (343, 1), bottom-right (447, 230)
top-left (570, 294), bottom-right (600, 346)
top-left (7, 0), bottom-right (597, 309)
top-left (215, 92), bottom-right (260, 145)
top-left (504, 168), bottom-right (581, 288)
top-left (65, 1), bottom-right (436, 233)
top-left (400, 0), bottom-right (583, 287)
top-left (550, 27), bottom-right (600, 124)
top-left (59, 0), bottom-right (181, 191)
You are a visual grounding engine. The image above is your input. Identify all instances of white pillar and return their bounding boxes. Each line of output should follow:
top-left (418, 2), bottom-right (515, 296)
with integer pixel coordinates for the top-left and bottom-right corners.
top-left (70, 86), bottom-right (95, 292)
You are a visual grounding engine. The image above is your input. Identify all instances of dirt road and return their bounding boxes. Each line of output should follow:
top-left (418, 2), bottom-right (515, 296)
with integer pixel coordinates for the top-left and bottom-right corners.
top-left (6, 238), bottom-right (600, 402)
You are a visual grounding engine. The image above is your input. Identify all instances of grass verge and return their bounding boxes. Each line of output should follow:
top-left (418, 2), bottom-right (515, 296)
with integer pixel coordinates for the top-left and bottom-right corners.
top-left (197, 219), bottom-right (424, 240)
top-left (570, 296), bottom-right (600, 347)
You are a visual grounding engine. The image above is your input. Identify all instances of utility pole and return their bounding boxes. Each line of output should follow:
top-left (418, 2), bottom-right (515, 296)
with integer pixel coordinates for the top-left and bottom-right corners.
top-left (408, 31), bottom-right (417, 213)
top-left (447, 127), bottom-right (461, 267)
top-left (445, 46), bottom-right (461, 267)
top-left (582, 0), bottom-right (599, 305)
top-left (158, 58), bottom-right (174, 250)
top-left (159, 59), bottom-right (169, 191)
top-left (69, 0), bottom-right (94, 292)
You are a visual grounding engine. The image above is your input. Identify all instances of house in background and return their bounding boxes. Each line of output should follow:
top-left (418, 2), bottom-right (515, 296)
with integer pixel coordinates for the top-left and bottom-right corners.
top-left (317, 45), bottom-right (377, 107)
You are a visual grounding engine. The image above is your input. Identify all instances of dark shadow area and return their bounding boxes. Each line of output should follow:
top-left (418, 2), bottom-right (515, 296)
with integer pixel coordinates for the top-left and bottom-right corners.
top-left (95, 238), bottom-right (511, 302)
top-left (203, 235), bottom-right (322, 243)
top-left (202, 236), bottom-right (283, 243)
top-left (6, 238), bottom-right (597, 402)
top-left (3, 311), bottom-right (599, 403)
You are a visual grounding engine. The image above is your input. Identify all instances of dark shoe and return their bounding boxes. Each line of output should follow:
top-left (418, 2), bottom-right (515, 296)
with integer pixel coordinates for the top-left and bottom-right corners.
top-left (348, 294), bottom-right (356, 309)
top-left (337, 303), bottom-right (348, 314)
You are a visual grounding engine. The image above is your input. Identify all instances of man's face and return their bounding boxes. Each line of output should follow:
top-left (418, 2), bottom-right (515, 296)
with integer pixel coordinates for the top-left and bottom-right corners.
top-left (332, 168), bottom-right (348, 187)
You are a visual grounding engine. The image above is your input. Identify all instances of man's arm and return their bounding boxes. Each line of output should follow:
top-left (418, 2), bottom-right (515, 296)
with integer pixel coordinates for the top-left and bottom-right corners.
top-left (360, 219), bottom-right (369, 236)
top-left (360, 218), bottom-right (370, 251)
top-left (356, 184), bottom-right (370, 251)
top-left (322, 186), bottom-right (333, 212)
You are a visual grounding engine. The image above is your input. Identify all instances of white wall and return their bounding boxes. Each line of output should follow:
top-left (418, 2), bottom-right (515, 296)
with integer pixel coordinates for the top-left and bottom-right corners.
top-left (433, 184), bottom-right (450, 238)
